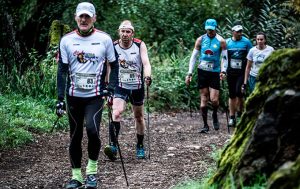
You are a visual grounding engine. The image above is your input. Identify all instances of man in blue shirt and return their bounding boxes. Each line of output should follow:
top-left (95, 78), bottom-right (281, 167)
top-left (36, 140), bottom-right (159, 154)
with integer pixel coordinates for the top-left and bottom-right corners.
top-left (186, 18), bottom-right (227, 133)
top-left (221, 21), bottom-right (252, 127)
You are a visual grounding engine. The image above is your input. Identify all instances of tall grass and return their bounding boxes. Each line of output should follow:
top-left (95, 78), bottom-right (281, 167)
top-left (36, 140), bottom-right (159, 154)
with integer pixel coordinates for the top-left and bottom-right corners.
top-left (0, 48), bottom-right (57, 105)
top-left (150, 53), bottom-right (199, 111)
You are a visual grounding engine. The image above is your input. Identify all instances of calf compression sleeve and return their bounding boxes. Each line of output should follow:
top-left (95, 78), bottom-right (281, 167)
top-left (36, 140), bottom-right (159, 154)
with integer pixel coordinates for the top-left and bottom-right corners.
top-left (72, 168), bottom-right (83, 183)
top-left (86, 159), bottom-right (98, 175)
top-left (201, 106), bottom-right (208, 126)
top-left (137, 134), bottom-right (144, 146)
top-left (109, 121), bottom-right (120, 146)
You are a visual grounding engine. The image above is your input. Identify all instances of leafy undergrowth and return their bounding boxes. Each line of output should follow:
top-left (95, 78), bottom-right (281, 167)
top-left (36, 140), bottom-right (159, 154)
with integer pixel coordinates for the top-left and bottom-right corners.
top-left (0, 93), bottom-right (68, 149)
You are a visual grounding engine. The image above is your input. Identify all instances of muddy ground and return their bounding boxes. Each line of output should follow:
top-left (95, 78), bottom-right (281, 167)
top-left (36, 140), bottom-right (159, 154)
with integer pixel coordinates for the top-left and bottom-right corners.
top-left (0, 111), bottom-right (231, 189)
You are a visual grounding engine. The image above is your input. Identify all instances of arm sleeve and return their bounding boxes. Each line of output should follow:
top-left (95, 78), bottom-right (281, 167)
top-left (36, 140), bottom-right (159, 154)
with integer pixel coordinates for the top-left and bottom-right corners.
top-left (221, 49), bottom-right (228, 72)
top-left (188, 49), bottom-right (199, 74)
top-left (108, 48), bottom-right (119, 92)
top-left (57, 62), bottom-right (68, 101)
top-left (57, 39), bottom-right (69, 101)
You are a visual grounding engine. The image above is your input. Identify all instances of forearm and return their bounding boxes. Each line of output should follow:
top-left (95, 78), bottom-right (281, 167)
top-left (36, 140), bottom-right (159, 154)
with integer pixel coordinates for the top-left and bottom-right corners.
top-left (144, 63), bottom-right (151, 77)
top-left (221, 50), bottom-right (228, 73)
top-left (105, 61), bottom-right (111, 84)
top-left (188, 49), bottom-right (199, 74)
top-left (244, 61), bottom-right (252, 84)
top-left (57, 62), bottom-right (68, 100)
top-left (108, 60), bottom-right (119, 90)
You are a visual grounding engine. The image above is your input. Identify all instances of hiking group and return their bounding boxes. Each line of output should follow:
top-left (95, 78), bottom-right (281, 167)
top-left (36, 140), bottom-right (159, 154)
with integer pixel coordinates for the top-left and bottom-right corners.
top-left (185, 19), bottom-right (274, 133)
top-left (55, 2), bottom-right (274, 189)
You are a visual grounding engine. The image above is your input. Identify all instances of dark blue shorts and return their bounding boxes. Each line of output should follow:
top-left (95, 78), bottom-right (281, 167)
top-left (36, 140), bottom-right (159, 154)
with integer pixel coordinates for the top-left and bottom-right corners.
top-left (114, 86), bottom-right (144, 106)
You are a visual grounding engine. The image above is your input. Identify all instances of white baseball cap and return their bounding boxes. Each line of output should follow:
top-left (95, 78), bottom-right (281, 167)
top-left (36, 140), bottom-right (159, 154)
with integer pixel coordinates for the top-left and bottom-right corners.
top-left (76, 2), bottom-right (96, 17)
top-left (232, 25), bottom-right (243, 31)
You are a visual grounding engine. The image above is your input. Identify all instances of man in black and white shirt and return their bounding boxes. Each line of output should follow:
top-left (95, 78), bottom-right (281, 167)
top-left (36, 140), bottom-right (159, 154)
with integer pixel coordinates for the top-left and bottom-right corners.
top-left (56, 2), bottom-right (117, 189)
top-left (104, 20), bottom-right (152, 161)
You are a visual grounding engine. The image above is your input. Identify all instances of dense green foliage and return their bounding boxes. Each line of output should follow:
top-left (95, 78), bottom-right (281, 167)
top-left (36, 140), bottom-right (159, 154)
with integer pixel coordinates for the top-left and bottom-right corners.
top-left (0, 94), bottom-right (68, 149)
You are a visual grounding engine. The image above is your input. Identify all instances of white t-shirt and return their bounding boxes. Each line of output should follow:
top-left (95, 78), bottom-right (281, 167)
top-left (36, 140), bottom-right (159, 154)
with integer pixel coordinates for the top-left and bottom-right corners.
top-left (247, 45), bottom-right (274, 77)
top-left (59, 29), bottom-right (116, 97)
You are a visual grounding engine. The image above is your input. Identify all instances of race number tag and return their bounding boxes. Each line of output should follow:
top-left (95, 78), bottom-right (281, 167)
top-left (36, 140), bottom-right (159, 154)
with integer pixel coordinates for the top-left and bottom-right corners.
top-left (74, 73), bottom-right (96, 90)
top-left (120, 72), bottom-right (138, 83)
top-left (198, 61), bottom-right (214, 71)
top-left (230, 59), bottom-right (242, 69)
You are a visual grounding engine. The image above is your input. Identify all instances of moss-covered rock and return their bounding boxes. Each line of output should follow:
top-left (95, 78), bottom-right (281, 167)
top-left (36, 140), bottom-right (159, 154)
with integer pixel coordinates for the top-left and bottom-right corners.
top-left (209, 49), bottom-right (300, 188)
top-left (48, 20), bottom-right (71, 48)
top-left (267, 155), bottom-right (300, 189)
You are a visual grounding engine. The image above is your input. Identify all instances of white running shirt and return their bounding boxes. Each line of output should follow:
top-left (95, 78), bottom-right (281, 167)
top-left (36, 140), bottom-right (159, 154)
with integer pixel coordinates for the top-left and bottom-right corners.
top-left (114, 38), bottom-right (143, 90)
top-left (59, 29), bottom-right (116, 97)
top-left (247, 45), bottom-right (274, 77)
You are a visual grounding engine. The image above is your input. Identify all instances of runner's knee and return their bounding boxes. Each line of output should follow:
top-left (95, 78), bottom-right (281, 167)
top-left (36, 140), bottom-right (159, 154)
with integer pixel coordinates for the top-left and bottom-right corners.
top-left (113, 109), bottom-right (122, 120)
top-left (134, 114), bottom-right (144, 124)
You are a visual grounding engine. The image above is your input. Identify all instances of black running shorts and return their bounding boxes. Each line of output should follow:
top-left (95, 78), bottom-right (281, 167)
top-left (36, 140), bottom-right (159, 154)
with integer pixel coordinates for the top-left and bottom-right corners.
top-left (197, 69), bottom-right (220, 90)
top-left (114, 86), bottom-right (144, 106)
top-left (227, 73), bottom-right (244, 98)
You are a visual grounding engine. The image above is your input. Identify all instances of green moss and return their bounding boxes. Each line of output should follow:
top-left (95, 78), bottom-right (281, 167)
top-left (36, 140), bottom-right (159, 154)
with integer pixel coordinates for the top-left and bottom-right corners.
top-left (48, 20), bottom-right (71, 48)
top-left (267, 155), bottom-right (300, 189)
top-left (208, 49), bottom-right (300, 188)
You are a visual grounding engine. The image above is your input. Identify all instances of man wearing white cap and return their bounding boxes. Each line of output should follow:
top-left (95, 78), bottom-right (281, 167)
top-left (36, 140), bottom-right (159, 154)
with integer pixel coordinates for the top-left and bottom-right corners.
top-left (56, 2), bottom-right (118, 189)
top-left (221, 21), bottom-right (252, 127)
top-left (185, 18), bottom-right (227, 133)
top-left (104, 20), bottom-right (152, 160)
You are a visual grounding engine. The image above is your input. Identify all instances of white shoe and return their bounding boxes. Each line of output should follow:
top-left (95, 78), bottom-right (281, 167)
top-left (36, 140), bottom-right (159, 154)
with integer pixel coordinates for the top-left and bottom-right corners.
top-left (228, 118), bottom-right (236, 127)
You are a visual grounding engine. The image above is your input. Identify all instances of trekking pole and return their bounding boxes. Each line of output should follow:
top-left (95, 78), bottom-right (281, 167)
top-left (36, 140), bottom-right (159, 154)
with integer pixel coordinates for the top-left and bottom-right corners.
top-left (222, 80), bottom-right (230, 134)
top-left (146, 86), bottom-right (151, 160)
top-left (107, 101), bottom-right (129, 186)
top-left (51, 117), bottom-right (60, 133)
top-left (187, 84), bottom-right (192, 117)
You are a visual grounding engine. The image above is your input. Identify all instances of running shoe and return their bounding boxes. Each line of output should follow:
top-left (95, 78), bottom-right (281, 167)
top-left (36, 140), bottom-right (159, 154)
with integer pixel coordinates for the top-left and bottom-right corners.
top-left (228, 118), bottom-right (236, 127)
top-left (85, 174), bottom-right (97, 189)
top-left (104, 145), bottom-right (117, 161)
top-left (199, 125), bottom-right (209, 133)
top-left (136, 144), bottom-right (145, 159)
top-left (66, 179), bottom-right (83, 189)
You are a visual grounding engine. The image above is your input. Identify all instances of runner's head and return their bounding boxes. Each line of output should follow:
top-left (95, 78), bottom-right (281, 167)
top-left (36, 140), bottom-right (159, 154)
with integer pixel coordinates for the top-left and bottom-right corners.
top-left (256, 31), bottom-right (267, 48)
top-left (232, 20), bottom-right (243, 40)
top-left (204, 18), bottom-right (217, 38)
top-left (118, 20), bottom-right (135, 44)
top-left (75, 2), bottom-right (96, 34)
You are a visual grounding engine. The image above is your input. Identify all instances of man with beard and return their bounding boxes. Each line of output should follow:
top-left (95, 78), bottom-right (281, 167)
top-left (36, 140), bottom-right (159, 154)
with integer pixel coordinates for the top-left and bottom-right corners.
top-left (220, 21), bottom-right (252, 127)
top-left (56, 2), bottom-right (117, 189)
top-left (104, 20), bottom-right (152, 160)
top-left (185, 18), bottom-right (227, 133)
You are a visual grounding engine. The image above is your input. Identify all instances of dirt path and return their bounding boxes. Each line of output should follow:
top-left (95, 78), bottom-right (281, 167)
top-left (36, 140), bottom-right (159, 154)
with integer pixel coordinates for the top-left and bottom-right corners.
top-left (0, 111), bottom-right (231, 189)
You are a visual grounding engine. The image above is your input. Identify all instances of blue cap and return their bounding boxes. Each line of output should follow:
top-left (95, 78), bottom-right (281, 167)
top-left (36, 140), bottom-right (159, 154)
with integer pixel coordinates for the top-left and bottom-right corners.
top-left (205, 19), bottom-right (217, 30)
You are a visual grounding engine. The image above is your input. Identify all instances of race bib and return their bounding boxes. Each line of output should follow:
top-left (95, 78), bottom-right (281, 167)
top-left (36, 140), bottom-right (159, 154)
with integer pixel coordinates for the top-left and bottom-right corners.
top-left (120, 69), bottom-right (139, 83)
top-left (74, 73), bottom-right (97, 90)
top-left (230, 59), bottom-right (242, 69)
top-left (198, 61), bottom-right (214, 71)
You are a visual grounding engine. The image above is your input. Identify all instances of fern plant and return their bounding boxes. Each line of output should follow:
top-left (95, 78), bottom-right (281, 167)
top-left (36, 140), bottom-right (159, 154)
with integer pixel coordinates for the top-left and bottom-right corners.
top-left (222, 0), bottom-right (299, 48)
